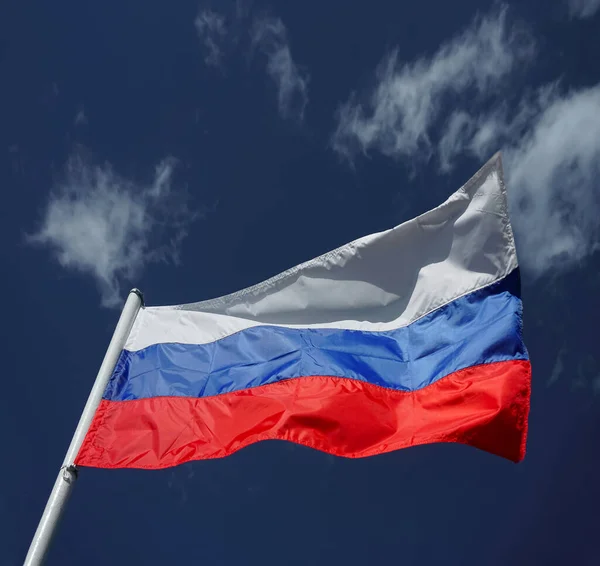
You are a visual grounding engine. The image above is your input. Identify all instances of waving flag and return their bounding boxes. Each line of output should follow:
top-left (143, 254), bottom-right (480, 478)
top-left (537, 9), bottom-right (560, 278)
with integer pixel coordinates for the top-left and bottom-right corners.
top-left (76, 153), bottom-right (530, 469)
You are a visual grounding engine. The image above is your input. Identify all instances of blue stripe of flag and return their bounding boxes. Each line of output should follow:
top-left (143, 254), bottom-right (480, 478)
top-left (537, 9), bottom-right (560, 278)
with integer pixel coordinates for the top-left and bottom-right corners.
top-left (104, 269), bottom-right (527, 401)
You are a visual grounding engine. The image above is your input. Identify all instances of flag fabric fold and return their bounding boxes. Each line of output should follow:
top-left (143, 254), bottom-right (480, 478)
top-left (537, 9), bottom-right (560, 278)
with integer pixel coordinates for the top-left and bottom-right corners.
top-left (76, 153), bottom-right (531, 469)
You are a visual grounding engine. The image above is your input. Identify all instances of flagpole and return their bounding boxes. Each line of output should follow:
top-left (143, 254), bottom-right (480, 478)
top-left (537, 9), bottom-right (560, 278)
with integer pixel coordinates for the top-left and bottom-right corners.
top-left (24, 288), bottom-right (144, 566)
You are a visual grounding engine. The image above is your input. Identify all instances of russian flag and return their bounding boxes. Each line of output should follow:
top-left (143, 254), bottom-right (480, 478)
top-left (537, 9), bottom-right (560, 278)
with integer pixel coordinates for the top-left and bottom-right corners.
top-left (76, 153), bottom-right (531, 469)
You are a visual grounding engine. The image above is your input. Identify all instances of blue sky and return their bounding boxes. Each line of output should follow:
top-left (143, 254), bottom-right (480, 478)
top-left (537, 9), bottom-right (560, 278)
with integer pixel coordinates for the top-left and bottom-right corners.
top-left (2, 1), bottom-right (600, 564)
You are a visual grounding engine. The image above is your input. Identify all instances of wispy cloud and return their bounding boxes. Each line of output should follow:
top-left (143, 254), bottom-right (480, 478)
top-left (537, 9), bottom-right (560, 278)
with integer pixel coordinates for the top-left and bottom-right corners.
top-left (567, 0), bottom-right (600, 18)
top-left (28, 153), bottom-right (195, 307)
top-left (74, 106), bottom-right (88, 126)
top-left (193, 6), bottom-right (308, 122)
top-left (251, 17), bottom-right (309, 121)
top-left (195, 9), bottom-right (228, 67)
top-left (435, 84), bottom-right (546, 169)
top-left (504, 86), bottom-right (600, 276)
top-left (332, 7), bottom-right (534, 162)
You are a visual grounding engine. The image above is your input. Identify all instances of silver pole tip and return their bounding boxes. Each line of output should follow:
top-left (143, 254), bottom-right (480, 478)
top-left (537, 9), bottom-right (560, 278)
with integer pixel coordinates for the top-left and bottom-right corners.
top-left (129, 288), bottom-right (145, 306)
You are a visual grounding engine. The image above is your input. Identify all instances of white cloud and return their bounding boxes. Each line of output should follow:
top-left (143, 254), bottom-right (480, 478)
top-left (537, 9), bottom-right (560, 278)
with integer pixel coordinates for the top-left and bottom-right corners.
top-left (549, 347), bottom-right (566, 386)
top-left (567, 0), bottom-right (600, 18)
top-left (438, 111), bottom-right (474, 172)
top-left (28, 154), bottom-right (194, 307)
top-left (193, 9), bottom-right (309, 121)
top-left (74, 106), bottom-right (88, 126)
top-left (331, 7), bottom-right (533, 162)
top-left (504, 86), bottom-right (600, 276)
top-left (437, 86), bottom-right (545, 168)
top-left (195, 9), bottom-right (227, 67)
top-left (251, 17), bottom-right (309, 121)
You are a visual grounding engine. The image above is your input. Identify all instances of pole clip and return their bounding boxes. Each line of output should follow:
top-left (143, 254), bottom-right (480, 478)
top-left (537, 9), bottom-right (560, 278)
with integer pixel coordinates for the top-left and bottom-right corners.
top-left (60, 465), bottom-right (79, 484)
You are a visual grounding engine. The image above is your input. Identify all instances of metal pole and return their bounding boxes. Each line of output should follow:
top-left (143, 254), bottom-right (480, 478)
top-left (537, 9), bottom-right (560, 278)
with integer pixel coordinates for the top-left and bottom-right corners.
top-left (24, 289), bottom-right (144, 566)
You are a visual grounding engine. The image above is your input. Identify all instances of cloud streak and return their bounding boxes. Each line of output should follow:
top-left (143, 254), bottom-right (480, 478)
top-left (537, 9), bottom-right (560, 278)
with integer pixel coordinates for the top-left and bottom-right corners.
top-left (28, 154), bottom-right (195, 307)
top-left (193, 6), bottom-right (308, 122)
top-left (567, 0), bottom-right (600, 18)
top-left (195, 9), bottom-right (227, 67)
top-left (74, 106), bottom-right (88, 126)
top-left (503, 85), bottom-right (600, 276)
top-left (332, 7), bottom-right (533, 162)
top-left (252, 17), bottom-right (309, 121)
